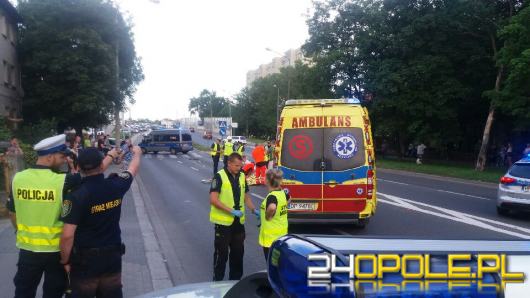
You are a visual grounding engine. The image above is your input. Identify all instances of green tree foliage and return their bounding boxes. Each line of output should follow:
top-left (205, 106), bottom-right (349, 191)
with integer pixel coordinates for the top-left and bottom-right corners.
top-left (232, 62), bottom-right (334, 138)
top-left (17, 0), bottom-right (144, 131)
top-left (495, 4), bottom-right (530, 124)
top-left (304, 0), bottom-right (501, 156)
top-left (188, 90), bottom-right (230, 119)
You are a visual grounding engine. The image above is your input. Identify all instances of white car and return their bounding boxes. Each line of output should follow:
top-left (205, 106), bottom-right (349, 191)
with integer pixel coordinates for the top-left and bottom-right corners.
top-left (230, 136), bottom-right (247, 144)
top-left (497, 156), bottom-right (530, 215)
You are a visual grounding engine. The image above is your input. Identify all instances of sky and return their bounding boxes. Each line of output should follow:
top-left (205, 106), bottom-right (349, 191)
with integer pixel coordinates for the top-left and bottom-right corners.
top-left (115, 0), bottom-right (314, 120)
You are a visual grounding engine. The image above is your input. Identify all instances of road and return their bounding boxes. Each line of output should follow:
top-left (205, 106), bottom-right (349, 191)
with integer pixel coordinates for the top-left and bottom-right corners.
top-left (137, 145), bottom-right (530, 286)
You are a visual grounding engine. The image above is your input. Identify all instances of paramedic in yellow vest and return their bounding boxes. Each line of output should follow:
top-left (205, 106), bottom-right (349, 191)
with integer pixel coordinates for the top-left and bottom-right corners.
top-left (222, 136), bottom-right (234, 167)
top-left (6, 134), bottom-right (82, 298)
top-left (209, 152), bottom-right (259, 281)
top-left (210, 138), bottom-right (222, 176)
top-left (259, 169), bottom-right (290, 260)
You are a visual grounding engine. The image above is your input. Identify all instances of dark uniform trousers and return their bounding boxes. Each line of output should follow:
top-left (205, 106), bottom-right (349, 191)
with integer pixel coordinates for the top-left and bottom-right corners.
top-left (68, 246), bottom-right (123, 298)
top-left (212, 155), bottom-right (220, 176)
top-left (14, 249), bottom-right (66, 298)
top-left (213, 222), bottom-right (245, 281)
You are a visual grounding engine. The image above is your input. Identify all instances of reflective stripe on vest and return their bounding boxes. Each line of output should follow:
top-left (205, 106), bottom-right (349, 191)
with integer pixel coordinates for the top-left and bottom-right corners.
top-left (211, 143), bottom-right (220, 156)
top-left (223, 142), bottom-right (233, 156)
top-left (237, 145), bottom-right (244, 156)
top-left (210, 170), bottom-right (246, 226)
top-left (12, 168), bottom-right (65, 252)
top-left (259, 190), bottom-right (288, 247)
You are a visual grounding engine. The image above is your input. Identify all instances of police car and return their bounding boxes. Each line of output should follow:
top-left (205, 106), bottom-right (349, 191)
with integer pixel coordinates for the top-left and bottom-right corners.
top-left (497, 156), bottom-right (530, 215)
top-left (138, 235), bottom-right (530, 297)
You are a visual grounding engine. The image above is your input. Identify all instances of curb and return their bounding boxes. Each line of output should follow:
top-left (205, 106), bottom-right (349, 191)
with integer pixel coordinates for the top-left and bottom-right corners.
top-left (377, 168), bottom-right (498, 189)
top-left (130, 178), bottom-right (173, 290)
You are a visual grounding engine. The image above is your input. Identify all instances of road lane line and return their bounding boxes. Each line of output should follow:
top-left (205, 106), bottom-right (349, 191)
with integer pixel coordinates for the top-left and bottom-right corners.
top-left (251, 193), bottom-right (265, 200)
top-left (435, 189), bottom-right (491, 201)
top-left (378, 179), bottom-right (409, 186)
top-left (190, 167), bottom-right (199, 171)
top-left (169, 155), bottom-right (177, 159)
top-left (378, 192), bottom-right (530, 239)
top-left (379, 178), bottom-right (492, 201)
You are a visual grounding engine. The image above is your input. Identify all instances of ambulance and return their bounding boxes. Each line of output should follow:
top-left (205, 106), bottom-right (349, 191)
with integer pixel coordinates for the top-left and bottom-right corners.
top-left (275, 98), bottom-right (376, 227)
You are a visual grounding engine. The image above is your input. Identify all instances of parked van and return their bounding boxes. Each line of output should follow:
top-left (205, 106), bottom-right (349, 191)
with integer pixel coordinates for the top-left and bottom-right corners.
top-left (139, 129), bottom-right (193, 155)
top-left (276, 98), bottom-right (376, 227)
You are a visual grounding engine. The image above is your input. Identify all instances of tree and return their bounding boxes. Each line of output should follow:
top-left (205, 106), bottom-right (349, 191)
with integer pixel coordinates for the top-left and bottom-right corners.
top-left (188, 90), bottom-right (230, 119)
top-left (17, 0), bottom-right (144, 132)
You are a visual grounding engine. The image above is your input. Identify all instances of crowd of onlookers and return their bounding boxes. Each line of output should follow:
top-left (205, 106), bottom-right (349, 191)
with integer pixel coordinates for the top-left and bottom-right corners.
top-left (64, 130), bottom-right (133, 172)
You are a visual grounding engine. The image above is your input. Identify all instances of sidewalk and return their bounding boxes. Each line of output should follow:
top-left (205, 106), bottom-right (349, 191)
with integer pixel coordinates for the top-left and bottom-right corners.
top-left (0, 165), bottom-right (163, 297)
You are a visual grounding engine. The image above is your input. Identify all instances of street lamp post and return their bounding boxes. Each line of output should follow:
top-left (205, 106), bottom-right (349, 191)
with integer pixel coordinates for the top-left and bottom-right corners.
top-left (273, 84), bottom-right (280, 125)
top-left (266, 48), bottom-right (291, 100)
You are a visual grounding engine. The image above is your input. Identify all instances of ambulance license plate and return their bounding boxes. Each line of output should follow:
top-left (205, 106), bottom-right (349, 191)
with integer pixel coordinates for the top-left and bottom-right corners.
top-left (288, 202), bottom-right (317, 211)
top-left (523, 186), bottom-right (529, 192)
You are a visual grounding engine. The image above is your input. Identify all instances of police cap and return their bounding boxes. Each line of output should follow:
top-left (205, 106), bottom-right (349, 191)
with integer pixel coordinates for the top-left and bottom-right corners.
top-left (34, 134), bottom-right (71, 156)
top-left (78, 148), bottom-right (104, 171)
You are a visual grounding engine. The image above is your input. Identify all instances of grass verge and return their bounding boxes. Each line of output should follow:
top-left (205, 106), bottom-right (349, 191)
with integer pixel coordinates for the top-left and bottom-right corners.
top-left (377, 158), bottom-right (504, 184)
top-left (193, 143), bottom-right (209, 152)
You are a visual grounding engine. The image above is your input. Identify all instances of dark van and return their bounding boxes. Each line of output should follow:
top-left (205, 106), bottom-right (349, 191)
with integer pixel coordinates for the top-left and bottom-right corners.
top-left (139, 129), bottom-right (193, 154)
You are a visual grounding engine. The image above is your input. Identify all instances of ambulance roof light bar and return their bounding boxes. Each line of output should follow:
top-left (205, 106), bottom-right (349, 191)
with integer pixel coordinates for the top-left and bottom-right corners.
top-left (285, 98), bottom-right (360, 106)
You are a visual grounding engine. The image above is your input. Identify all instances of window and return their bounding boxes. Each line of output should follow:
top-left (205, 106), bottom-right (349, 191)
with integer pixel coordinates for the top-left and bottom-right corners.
top-left (280, 128), bottom-right (366, 172)
top-left (181, 134), bottom-right (191, 141)
top-left (8, 65), bottom-right (15, 89)
top-left (0, 15), bottom-right (7, 38)
top-left (509, 163), bottom-right (530, 179)
top-left (3, 60), bottom-right (8, 85)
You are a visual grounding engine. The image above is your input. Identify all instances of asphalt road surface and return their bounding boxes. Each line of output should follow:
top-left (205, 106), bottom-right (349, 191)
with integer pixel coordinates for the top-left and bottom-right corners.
top-left (136, 143), bottom-right (530, 285)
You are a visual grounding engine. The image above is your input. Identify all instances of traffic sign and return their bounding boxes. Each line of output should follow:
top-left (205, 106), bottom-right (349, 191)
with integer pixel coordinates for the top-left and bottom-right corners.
top-left (219, 126), bottom-right (226, 136)
top-left (231, 122), bottom-right (238, 128)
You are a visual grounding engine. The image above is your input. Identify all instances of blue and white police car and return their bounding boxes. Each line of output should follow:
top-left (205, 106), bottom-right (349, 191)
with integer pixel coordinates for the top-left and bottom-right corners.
top-left (497, 156), bottom-right (530, 215)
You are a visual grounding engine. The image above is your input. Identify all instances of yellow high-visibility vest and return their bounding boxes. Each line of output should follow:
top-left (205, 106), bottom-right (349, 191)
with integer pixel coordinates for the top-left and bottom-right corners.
top-left (259, 190), bottom-right (288, 247)
top-left (12, 168), bottom-right (65, 252)
top-left (211, 143), bottom-right (220, 156)
top-left (210, 170), bottom-right (246, 225)
top-left (223, 142), bottom-right (234, 156)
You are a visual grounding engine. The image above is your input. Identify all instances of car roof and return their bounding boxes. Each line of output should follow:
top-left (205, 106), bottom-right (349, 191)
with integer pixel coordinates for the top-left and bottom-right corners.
top-left (515, 156), bottom-right (530, 164)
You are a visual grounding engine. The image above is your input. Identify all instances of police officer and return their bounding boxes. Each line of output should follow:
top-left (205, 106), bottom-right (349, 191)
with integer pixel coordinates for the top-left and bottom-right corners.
top-left (210, 152), bottom-right (259, 281)
top-left (222, 136), bottom-right (234, 166)
top-left (59, 146), bottom-right (142, 297)
top-left (210, 138), bottom-right (222, 176)
top-left (6, 134), bottom-right (87, 298)
top-left (259, 169), bottom-right (290, 261)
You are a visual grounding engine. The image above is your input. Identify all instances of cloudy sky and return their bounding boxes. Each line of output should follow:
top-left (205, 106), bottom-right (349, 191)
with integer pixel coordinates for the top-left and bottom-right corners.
top-left (114, 0), bottom-right (313, 120)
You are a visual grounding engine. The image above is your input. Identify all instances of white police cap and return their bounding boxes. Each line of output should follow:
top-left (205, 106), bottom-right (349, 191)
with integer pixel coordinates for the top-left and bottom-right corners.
top-left (34, 134), bottom-right (70, 156)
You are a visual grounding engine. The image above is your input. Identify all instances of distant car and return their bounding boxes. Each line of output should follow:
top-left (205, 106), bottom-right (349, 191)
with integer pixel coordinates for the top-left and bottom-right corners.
top-left (190, 127), bottom-right (195, 133)
top-left (497, 156), bottom-right (530, 215)
top-left (231, 136), bottom-right (247, 144)
top-left (203, 130), bottom-right (212, 139)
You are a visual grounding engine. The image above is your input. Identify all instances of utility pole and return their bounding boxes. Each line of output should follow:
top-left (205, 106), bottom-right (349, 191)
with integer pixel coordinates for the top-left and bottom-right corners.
top-left (113, 40), bottom-right (121, 143)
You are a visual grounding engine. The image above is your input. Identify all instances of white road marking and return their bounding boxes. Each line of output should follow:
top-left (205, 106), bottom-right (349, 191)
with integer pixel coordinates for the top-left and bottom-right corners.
top-left (378, 192), bottom-right (530, 239)
top-left (169, 155), bottom-right (177, 159)
top-left (378, 178), bottom-right (409, 186)
top-left (251, 193), bottom-right (265, 200)
top-left (177, 161), bottom-right (183, 164)
top-left (190, 167), bottom-right (199, 171)
top-left (379, 179), bottom-right (492, 201)
top-left (435, 189), bottom-right (491, 201)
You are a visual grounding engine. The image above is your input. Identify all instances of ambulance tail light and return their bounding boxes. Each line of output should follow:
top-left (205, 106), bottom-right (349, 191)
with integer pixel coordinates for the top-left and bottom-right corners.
top-left (367, 149), bottom-right (374, 167)
top-left (367, 169), bottom-right (374, 199)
